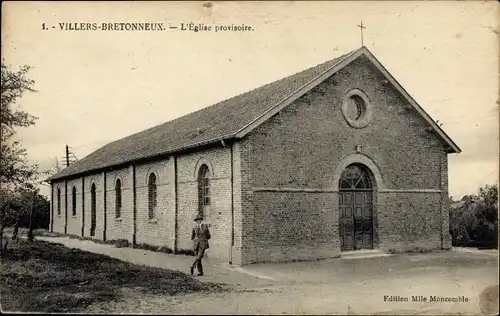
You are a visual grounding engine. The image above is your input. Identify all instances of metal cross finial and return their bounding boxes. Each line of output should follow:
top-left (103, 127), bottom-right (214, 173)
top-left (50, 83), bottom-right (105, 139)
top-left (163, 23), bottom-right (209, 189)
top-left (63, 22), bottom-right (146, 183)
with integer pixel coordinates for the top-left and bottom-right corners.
top-left (357, 21), bottom-right (366, 47)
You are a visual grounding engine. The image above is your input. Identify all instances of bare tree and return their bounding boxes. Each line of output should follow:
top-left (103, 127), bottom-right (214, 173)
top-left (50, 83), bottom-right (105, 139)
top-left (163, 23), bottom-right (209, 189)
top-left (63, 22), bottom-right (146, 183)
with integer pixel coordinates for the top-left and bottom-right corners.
top-left (46, 157), bottom-right (63, 176)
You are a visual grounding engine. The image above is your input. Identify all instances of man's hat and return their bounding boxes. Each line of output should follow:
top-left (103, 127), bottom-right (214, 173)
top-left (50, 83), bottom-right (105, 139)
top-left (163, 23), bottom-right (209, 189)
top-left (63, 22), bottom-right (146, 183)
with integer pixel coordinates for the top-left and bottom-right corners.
top-left (194, 214), bottom-right (203, 221)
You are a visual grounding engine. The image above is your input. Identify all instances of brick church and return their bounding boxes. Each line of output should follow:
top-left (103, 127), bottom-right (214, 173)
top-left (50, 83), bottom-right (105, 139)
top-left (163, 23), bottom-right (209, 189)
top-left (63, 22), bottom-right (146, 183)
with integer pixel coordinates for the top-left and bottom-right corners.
top-left (48, 46), bottom-right (461, 265)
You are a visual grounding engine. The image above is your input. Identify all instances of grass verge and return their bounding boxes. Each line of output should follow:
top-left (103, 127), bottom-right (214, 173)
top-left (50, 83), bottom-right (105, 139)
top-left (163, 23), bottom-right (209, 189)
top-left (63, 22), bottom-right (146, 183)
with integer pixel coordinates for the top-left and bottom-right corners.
top-left (31, 228), bottom-right (196, 256)
top-left (0, 239), bottom-right (224, 313)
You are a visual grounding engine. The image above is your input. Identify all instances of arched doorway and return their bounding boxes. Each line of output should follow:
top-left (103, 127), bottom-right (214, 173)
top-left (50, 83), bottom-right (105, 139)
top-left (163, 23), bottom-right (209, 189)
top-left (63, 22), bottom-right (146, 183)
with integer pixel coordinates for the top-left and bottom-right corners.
top-left (339, 163), bottom-right (374, 251)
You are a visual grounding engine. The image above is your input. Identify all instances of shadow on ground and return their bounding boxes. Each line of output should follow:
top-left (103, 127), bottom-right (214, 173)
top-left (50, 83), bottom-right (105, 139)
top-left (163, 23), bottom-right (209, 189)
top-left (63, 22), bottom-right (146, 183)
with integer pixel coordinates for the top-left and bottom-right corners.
top-left (0, 239), bottom-right (225, 313)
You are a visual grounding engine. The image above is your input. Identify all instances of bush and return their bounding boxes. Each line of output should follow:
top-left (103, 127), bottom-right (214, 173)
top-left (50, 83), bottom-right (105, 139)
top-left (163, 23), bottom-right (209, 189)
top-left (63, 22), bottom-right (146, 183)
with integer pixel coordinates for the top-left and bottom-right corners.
top-left (450, 184), bottom-right (498, 249)
top-left (32, 229), bottom-right (196, 256)
top-left (158, 246), bottom-right (173, 254)
top-left (134, 243), bottom-right (159, 251)
top-left (101, 239), bottom-right (116, 245)
top-left (33, 229), bottom-right (63, 237)
top-left (114, 239), bottom-right (129, 248)
top-left (176, 248), bottom-right (195, 256)
top-left (1, 191), bottom-right (50, 230)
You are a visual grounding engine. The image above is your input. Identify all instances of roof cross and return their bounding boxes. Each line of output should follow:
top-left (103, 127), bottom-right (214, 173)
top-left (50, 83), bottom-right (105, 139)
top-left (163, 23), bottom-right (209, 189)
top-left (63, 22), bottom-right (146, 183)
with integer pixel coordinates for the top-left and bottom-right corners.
top-left (357, 21), bottom-right (366, 47)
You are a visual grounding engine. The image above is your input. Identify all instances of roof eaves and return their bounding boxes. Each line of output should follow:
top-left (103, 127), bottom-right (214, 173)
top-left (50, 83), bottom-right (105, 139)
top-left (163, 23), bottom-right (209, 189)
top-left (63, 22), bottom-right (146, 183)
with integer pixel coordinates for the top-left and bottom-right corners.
top-left (47, 133), bottom-right (236, 182)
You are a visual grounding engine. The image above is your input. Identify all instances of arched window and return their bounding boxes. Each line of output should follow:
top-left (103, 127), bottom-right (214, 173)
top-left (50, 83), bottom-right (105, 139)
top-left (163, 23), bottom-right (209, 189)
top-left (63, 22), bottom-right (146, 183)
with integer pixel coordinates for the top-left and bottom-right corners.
top-left (90, 183), bottom-right (97, 236)
top-left (115, 179), bottom-right (122, 219)
top-left (57, 188), bottom-right (61, 215)
top-left (198, 164), bottom-right (210, 218)
top-left (148, 173), bottom-right (157, 220)
top-left (72, 186), bottom-right (77, 216)
top-left (339, 164), bottom-right (373, 190)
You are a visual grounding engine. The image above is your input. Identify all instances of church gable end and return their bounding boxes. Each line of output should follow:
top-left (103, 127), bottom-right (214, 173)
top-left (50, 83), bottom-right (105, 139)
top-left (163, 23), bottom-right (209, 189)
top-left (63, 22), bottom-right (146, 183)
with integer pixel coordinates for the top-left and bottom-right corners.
top-left (243, 53), bottom-right (452, 263)
top-left (248, 54), bottom-right (446, 190)
top-left (234, 48), bottom-right (459, 155)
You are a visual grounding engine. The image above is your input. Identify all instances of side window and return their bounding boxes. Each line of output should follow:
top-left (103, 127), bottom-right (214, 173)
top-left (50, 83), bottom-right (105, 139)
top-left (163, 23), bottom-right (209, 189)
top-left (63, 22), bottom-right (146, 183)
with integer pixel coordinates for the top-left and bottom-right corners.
top-left (148, 173), bottom-right (157, 220)
top-left (115, 179), bottom-right (122, 218)
top-left (72, 186), bottom-right (77, 216)
top-left (197, 164), bottom-right (210, 219)
top-left (57, 188), bottom-right (61, 215)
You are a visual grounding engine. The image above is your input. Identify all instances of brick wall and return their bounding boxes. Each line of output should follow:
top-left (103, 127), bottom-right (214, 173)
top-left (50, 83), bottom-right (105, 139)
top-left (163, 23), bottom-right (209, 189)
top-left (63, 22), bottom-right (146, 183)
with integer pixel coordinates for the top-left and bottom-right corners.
top-left (377, 192), bottom-right (442, 251)
top-left (234, 138), bottom-right (255, 265)
top-left (242, 55), bottom-right (450, 263)
top-left (50, 145), bottom-right (238, 264)
top-left (251, 56), bottom-right (443, 191)
top-left (51, 181), bottom-right (66, 234)
top-left (231, 142), bottom-right (244, 265)
top-left (83, 173), bottom-right (104, 240)
top-left (105, 166), bottom-right (134, 243)
top-left (176, 147), bottom-right (234, 262)
top-left (134, 160), bottom-right (175, 247)
top-left (440, 152), bottom-right (452, 249)
top-left (252, 192), bottom-right (338, 262)
top-left (66, 178), bottom-right (82, 236)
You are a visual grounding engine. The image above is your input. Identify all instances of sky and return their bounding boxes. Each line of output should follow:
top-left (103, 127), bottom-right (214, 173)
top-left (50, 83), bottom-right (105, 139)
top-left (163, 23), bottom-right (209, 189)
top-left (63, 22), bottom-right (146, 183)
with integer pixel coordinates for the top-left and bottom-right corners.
top-left (2, 1), bottom-right (499, 199)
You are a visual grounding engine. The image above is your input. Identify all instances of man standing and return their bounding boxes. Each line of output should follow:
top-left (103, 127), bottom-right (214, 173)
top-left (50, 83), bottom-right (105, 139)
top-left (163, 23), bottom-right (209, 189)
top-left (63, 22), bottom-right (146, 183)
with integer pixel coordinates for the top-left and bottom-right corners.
top-left (190, 214), bottom-right (211, 276)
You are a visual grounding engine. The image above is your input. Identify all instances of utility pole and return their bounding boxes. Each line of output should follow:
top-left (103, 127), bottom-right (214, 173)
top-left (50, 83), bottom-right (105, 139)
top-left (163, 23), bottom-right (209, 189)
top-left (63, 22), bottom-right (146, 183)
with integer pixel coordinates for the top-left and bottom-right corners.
top-left (65, 145), bottom-right (70, 167)
top-left (61, 146), bottom-right (78, 168)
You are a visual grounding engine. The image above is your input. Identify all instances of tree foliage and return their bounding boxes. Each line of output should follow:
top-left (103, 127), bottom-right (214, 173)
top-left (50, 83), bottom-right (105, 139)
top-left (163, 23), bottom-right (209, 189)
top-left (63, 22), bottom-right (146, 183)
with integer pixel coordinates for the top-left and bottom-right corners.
top-left (450, 184), bottom-right (499, 249)
top-left (2, 187), bottom-right (50, 236)
top-left (1, 61), bottom-right (41, 253)
top-left (1, 62), bottom-right (38, 187)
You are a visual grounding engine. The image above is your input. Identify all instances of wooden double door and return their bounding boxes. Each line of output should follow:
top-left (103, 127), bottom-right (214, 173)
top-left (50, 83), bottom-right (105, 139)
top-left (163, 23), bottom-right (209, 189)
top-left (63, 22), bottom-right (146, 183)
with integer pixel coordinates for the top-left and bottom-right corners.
top-left (339, 190), bottom-right (373, 251)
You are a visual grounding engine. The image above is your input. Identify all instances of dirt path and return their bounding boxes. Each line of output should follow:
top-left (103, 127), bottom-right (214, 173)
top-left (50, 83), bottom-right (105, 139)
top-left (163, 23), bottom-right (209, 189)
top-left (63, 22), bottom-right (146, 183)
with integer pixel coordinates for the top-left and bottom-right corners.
top-left (86, 253), bottom-right (498, 315)
top-left (87, 275), bottom-right (494, 315)
top-left (36, 236), bottom-right (498, 315)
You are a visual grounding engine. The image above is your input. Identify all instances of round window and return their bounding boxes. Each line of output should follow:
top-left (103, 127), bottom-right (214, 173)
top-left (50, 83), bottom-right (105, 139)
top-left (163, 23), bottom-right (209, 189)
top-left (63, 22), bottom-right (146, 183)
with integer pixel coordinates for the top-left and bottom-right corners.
top-left (342, 89), bottom-right (372, 128)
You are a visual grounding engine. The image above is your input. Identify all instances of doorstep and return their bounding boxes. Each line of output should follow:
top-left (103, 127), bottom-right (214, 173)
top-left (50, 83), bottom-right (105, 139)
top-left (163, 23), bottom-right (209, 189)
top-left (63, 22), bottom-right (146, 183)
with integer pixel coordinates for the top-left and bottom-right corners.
top-left (341, 249), bottom-right (393, 260)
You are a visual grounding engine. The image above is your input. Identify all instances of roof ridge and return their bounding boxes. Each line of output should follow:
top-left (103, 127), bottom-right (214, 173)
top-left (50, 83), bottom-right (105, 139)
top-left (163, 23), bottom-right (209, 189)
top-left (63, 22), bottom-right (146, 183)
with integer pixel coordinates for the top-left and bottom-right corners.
top-left (48, 48), bottom-right (359, 181)
top-left (180, 50), bottom-right (355, 118)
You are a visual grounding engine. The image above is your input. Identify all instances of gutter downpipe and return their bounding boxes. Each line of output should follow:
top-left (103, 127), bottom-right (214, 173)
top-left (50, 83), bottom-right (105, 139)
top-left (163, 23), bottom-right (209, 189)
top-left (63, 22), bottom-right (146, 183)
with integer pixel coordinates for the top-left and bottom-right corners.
top-left (174, 156), bottom-right (179, 252)
top-left (222, 140), bottom-right (235, 265)
top-left (64, 180), bottom-right (68, 234)
top-left (81, 177), bottom-right (85, 237)
top-left (103, 172), bottom-right (107, 241)
top-left (132, 164), bottom-right (137, 247)
top-left (50, 182), bottom-right (54, 232)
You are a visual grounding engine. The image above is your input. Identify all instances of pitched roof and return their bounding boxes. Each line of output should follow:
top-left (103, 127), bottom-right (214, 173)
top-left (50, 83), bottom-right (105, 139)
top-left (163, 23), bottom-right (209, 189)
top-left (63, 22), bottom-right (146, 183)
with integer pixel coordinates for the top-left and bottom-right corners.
top-left (48, 46), bottom-right (460, 181)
